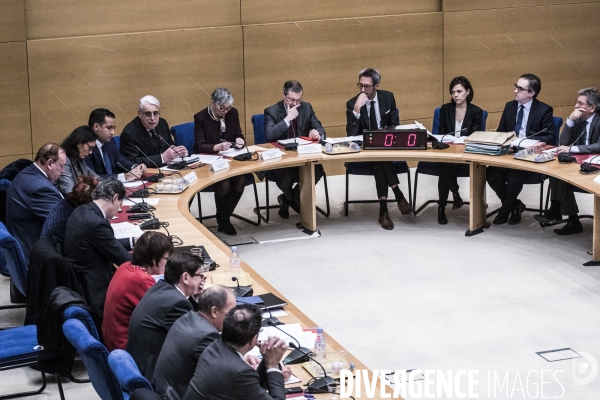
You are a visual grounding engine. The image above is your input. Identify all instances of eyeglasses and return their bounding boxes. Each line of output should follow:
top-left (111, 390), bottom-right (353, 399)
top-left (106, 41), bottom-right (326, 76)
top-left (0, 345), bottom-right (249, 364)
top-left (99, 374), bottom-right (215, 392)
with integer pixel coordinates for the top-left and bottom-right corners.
top-left (513, 84), bottom-right (531, 93)
top-left (190, 270), bottom-right (205, 279)
top-left (141, 111), bottom-right (160, 118)
top-left (357, 83), bottom-right (375, 90)
top-left (215, 104), bottom-right (232, 112)
top-left (83, 142), bottom-right (96, 150)
top-left (103, 125), bottom-right (117, 131)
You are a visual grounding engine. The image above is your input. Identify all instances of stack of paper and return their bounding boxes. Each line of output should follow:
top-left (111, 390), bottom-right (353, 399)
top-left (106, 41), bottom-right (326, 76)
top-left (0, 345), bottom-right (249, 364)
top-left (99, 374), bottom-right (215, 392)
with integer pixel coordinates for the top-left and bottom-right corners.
top-left (464, 143), bottom-right (511, 156)
top-left (510, 138), bottom-right (545, 149)
top-left (583, 155), bottom-right (600, 165)
top-left (464, 131), bottom-right (514, 156)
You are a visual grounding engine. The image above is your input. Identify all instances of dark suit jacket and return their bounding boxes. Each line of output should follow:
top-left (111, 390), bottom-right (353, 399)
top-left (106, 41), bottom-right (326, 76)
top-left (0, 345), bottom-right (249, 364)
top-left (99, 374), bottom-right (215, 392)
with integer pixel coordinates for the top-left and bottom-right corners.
top-left (264, 101), bottom-right (326, 142)
top-left (346, 89), bottom-right (399, 136)
top-left (194, 107), bottom-right (244, 154)
top-left (439, 102), bottom-right (483, 137)
top-left (559, 113), bottom-right (600, 153)
top-left (63, 202), bottom-right (132, 320)
top-left (85, 139), bottom-right (135, 178)
top-left (6, 163), bottom-right (63, 262)
top-left (184, 340), bottom-right (285, 400)
top-left (119, 117), bottom-right (174, 166)
top-left (153, 311), bottom-right (220, 400)
top-left (497, 99), bottom-right (555, 145)
top-left (127, 279), bottom-right (193, 381)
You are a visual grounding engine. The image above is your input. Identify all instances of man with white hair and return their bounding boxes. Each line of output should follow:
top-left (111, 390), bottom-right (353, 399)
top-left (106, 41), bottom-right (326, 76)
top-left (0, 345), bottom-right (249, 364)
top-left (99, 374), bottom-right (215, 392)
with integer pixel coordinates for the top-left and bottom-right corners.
top-left (120, 95), bottom-right (188, 166)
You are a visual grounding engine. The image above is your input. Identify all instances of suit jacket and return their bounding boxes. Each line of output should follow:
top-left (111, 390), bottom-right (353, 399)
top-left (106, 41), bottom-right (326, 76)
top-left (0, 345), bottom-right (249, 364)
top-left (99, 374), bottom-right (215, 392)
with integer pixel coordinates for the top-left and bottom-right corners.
top-left (264, 101), bottom-right (326, 142)
top-left (6, 163), bottom-right (63, 262)
top-left (153, 311), bottom-right (220, 400)
top-left (119, 116), bottom-right (174, 167)
top-left (194, 107), bottom-right (244, 154)
top-left (40, 199), bottom-right (75, 252)
top-left (497, 99), bottom-right (555, 145)
top-left (559, 113), bottom-right (600, 153)
top-left (63, 202), bottom-right (132, 320)
top-left (85, 139), bottom-right (135, 178)
top-left (55, 157), bottom-right (99, 196)
top-left (184, 340), bottom-right (285, 400)
top-left (346, 89), bottom-right (399, 136)
top-left (439, 102), bottom-right (483, 137)
top-left (127, 279), bottom-right (193, 381)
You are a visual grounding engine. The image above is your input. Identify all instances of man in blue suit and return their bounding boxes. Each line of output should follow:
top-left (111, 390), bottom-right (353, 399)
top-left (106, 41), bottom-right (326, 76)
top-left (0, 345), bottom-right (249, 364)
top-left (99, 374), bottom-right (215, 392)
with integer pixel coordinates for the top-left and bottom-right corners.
top-left (6, 143), bottom-right (66, 261)
top-left (85, 108), bottom-right (146, 181)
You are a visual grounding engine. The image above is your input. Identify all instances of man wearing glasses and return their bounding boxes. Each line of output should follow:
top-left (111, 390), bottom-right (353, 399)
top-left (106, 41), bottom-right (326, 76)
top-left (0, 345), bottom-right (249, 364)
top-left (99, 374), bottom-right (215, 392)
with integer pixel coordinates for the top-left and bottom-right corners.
top-left (487, 73), bottom-right (555, 225)
top-left (264, 80), bottom-right (325, 219)
top-left (346, 68), bottom-right (414, 230)
top-left (120, 95), bottom-right (188, 167)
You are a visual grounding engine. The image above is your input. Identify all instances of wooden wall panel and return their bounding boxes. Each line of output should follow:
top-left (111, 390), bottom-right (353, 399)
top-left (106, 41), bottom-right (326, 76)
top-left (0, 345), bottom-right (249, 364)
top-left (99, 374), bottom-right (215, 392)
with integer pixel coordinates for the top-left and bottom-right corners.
top-left (27, 27), bottom-right (244, 150)
top-left (0, 0), bottom-right (25, 42)
top-left (444, 3), bottom-right (600, 118)
top-left (241, 0), bottom-right (439, 25)
top-left (443, 0), bottom-right (600, 12)
top-left (0, 154), bottom-right (32, 170)
top-left (0, 42), bottom-right (31, 157)
top-left (243, 14), bottom-right (443, 137)
top-left (25, 0), bottom-right (241, 39)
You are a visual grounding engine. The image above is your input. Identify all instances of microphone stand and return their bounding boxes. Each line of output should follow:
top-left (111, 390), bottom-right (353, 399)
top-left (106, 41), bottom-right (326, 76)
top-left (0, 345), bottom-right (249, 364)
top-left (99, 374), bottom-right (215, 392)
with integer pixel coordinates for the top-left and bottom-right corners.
top-left (558, 123), bottom-right (588, 163)
top-left (284, 117), bottom-right (299, 151)
top-left (288, 342), bottom-right (335, 394)
top-left (432, 127), bottom-right (468, 150)
top-left (231, 276), bottom-right (253, 298)
top-left (117, 162), bottom-right (152, 199)
top-left (511, 127), bottom-right (549, 152)
top-left (159, 136), bottom-right (198, 170)
top-left (134, 145), bottom-right (164, 182)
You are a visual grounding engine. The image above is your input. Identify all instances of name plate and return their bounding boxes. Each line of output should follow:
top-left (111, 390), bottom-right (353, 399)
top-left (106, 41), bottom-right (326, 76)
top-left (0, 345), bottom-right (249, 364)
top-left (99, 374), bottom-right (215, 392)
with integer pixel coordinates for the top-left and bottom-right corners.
top-left (183, 171), bottom-right (198, 184)
top-left (297, 143), bottom-right (322, 155)
top-left (209, 159), bottom-right (230, 172)
top-left (260, 149), bottom-right (283, 161)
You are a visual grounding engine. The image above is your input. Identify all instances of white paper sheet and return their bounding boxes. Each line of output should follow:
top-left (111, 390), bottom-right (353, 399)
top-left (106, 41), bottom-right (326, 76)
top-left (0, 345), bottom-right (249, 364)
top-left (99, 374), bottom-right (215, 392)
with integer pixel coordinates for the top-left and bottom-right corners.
top-left (123, 181), bottom-right (148, 188)
top-left (323, 135), bottom-right (363, 144)
top-left (261, 309), bottom-right (288, 319)
top-left (218, 147), bottom-right (252, 157)
top-left (258, 323), bottom-right (317, 350)
top-left (111, 222), bottom-right (144, 239)
top-left (277, 138), bottom-right (313, 146)
top-left (123, 198), bottom-right (160, 206)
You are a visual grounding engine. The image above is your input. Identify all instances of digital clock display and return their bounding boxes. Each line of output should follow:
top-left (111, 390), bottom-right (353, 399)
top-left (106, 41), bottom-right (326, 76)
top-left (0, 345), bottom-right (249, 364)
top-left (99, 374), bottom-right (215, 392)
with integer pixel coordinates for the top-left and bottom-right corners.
top-left (363, 129), bottom-right (428, 150)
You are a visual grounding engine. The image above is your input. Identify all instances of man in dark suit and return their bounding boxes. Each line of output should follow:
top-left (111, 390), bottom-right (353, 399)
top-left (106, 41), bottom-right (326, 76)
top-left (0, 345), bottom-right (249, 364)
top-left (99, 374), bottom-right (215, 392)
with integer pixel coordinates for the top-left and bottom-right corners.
top-left (63, 178), bottom-right (133, 322)
top-left (487, 73), bottom-right (555, 225)
top-left (128, 252), bottom-right (206, 381)
top-left (6, 143), bottom-right (65, 262)
top-left (264, 80), bottom-right (325, 218)
top-left (184, 304), bottom-right (288, 400)
top-left (119, 95), bottom-right (188, 167)
top-left (535, 87), bottom-right (600, 235)
top-left (346, 68), bottom-right (414, 230)
top-left (85, 108), bottom-right (147, 180)
top-left (152, 285), bottom-right (236, 400)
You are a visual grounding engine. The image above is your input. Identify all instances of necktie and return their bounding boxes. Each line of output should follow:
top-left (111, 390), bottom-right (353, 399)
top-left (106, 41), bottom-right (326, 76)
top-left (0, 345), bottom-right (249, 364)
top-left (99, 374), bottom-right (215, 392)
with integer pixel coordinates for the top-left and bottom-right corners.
top-left (369, 101), bottom-right (378, 130)
top-left (101, 147), bottom-right (113, 174)
top-left (514, 105), bottom-right (524, 137)
top-left (288, 119), bottom-right (298, 138)
top-left (150, 130), bottom-right (161, 150)
top-left (582, 121), bottom-right (589, 145)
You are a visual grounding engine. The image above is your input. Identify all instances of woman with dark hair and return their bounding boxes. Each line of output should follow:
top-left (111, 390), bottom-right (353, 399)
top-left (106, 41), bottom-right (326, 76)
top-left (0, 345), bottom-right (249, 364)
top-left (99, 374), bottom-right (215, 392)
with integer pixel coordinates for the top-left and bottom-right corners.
top-left (194, 87), bottom-right (246, 235)
top-left (103, 231), bottom-right (175, 351)
top-left (41, 175), bottom-right (99, 252)
top-left (55, 125), bottom-right (99, 195)
top-left (437, 76), bottom-right (483, 224)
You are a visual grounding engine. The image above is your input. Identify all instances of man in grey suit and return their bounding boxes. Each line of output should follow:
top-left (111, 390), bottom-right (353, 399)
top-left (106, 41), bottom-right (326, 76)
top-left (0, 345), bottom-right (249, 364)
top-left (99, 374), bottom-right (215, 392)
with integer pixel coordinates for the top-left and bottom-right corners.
top-left (184, 304), bottom-right (288, 400)
top-left (128, 252), bottom-right (206, 381)
top-left (535, 87), bottom-right (600, 235)
top-left (264, 80), bottom-right (325, 219)
top-left (152, 285), bottom-right (237, 400)
top-left (6, 143), bottom-right (65, 262)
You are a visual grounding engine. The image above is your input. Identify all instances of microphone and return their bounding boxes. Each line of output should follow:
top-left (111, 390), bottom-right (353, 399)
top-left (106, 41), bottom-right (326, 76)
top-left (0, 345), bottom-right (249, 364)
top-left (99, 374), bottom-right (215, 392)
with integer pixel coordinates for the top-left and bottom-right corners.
top-left (432, 127), bottom-right (468, 149)
top-left (117, 162), bottom-right (152, 199)
top-left (288, 342), bottom-right (335, 394)
top-left (124, 195), bottom-right (154, 214)
top-left (159, 136), bottom-right (194, 170)
top-left (134, 145), bottom-right (164, 182)
top-left (231, 276), bottom-right (253, 298)
top-left (512, 127), bottom-right (549, 152)
top-left (558, 123), bottom-right (588, 163)
top-left (284, 114), bottom-right (299, 151)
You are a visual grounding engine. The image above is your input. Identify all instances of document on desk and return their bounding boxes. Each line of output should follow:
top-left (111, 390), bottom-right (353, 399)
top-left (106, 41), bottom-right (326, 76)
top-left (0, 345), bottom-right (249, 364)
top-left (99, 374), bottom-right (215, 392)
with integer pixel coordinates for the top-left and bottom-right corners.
top-left (123, 198), bottom-right (160, 206)
top-left (123, 181), bottom-right (148, 188)
top-left (278, 138), bottom-right (313, 146)
top-left (395, 121), bottom-right (432, 135)
top-left (258, 323), bottom-right (317, 349)
top-left (111, 222), bottom-right (144, 239)
top-left (510, 138), bottom-right (544, 148)
top-left (323, 135), bottom-right (363, 144)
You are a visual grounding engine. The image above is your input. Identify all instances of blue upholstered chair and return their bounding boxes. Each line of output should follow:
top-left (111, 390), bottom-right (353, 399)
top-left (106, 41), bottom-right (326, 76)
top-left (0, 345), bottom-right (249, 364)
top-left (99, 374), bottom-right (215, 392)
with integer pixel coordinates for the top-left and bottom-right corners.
top-left (63, 318), bottom-right (123, 400)
top-left (0, 178), bottom-right (10, 227)
top-left (251, 114), bottom-right (330, 222)
top-left (412, 108), bottom-right (488, 215)
top-left (0, 325), bottom-right (50, 400)
top-left (0, 222), bottom-right (28, 311)
top-left (171, 122), bottom-right (261, 226)
top-left (108, 350), bottom-right (153, 399)
top-left (63, 305), bottom-right (99, 340)
top-left (344, 109), bottom-right (411, 216)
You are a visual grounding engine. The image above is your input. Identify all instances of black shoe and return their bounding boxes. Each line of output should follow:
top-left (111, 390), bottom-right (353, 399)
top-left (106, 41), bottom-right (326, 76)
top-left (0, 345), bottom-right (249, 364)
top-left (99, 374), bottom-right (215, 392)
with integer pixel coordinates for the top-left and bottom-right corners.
top-left (438, 206), bottom-right (448, 225)
top-left (554, 221), bottom-right (583, 235)
top-left (533, 210), bottom-right (563, 225)
top-left (451, 191), bottom-right (464, 210)
top-left (493, 211), bottom-right (509, 225)
top-left (277, 194), bottom-right (290, 219)
top-left (508, 201), bottom-right (526, 225)
top-left (217, 221), bottom-right (237, 235)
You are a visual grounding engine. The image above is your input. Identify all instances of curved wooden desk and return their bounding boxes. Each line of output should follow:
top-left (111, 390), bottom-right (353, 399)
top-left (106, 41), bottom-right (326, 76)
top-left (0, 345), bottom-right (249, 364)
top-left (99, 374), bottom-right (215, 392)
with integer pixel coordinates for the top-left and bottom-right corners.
top-left (149, 145), bottom-right (599, 399)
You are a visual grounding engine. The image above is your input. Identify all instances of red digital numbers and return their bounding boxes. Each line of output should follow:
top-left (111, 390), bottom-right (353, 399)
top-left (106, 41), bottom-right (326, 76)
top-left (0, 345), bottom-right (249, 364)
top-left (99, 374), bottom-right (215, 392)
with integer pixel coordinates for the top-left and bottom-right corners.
top-left (384, 134), bottom-right (394, 147)
top-left (407, 133), bottom-right (417, 147)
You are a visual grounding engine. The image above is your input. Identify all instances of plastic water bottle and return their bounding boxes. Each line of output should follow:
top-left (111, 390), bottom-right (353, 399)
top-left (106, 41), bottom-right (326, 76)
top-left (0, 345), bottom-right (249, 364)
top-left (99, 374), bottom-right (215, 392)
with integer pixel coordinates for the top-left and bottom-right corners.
top-left (315, 327), bottom-right (326, 358)
top-left (229, 246), bottom-right (240, 279)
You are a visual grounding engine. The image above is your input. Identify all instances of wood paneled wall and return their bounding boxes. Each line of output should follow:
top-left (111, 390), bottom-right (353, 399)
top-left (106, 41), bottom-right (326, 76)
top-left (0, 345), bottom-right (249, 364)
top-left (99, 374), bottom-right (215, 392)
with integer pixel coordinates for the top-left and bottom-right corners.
top-left (1, 0), bottom-right (599, 169)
